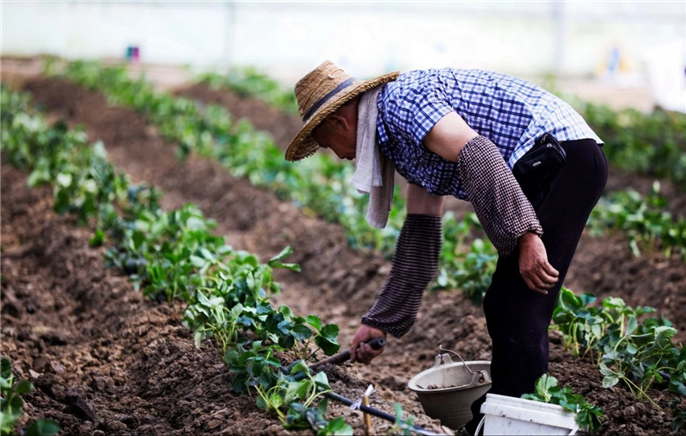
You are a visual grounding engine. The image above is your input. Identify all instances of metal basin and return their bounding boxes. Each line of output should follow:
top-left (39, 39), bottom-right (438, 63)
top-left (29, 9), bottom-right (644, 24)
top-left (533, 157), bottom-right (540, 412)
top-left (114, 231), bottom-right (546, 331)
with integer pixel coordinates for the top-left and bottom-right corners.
top-left (408, 353), bottom-right (492, 430)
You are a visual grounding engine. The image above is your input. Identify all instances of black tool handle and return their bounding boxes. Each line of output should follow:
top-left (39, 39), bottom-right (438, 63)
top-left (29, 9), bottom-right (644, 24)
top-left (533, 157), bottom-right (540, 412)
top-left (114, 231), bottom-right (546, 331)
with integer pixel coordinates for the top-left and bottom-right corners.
top-left (307, 337), bottom-right (386, 372)
top-left (284, 337), bottom-right (387, 375)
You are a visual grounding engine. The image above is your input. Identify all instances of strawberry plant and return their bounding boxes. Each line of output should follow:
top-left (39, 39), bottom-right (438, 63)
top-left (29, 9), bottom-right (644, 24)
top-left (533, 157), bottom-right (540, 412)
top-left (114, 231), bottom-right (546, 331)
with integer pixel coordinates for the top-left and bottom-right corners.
top-left (1, 357), bottom-right (59, 436)
top-left (522, 374), bottom-right (604, 433)
top-left (589, 182), bottom-right (686, 259)
top-left (435, 212), bottom-right (498, 300)
top-left (197, 67), bottom-right (299, 115)
top-left (552, 287), bottom-right (686, 429)
top-left (577, 100), bottom-right (686, 189)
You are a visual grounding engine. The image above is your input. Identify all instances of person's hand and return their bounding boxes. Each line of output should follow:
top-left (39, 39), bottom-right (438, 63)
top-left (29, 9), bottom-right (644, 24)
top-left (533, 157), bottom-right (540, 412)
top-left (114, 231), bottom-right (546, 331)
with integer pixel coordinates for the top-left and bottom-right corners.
top-left (350, 325), bottom-right (387, 365)
top-left (518, 232), bottom-right (559, 295)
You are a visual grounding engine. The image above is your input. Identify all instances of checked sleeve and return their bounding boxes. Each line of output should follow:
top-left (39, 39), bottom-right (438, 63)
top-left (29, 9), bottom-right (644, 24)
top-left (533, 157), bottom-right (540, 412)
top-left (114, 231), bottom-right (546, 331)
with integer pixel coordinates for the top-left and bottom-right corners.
top-left (361, 214), bottom-right (442, 338)
top-left (457, 135), bottom-right (543, 256)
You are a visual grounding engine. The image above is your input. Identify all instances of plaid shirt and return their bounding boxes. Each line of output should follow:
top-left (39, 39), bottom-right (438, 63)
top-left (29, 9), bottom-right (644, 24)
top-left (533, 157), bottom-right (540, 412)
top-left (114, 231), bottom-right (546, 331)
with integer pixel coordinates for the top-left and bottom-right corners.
top-left (376, 68), bottom-right (602, 200)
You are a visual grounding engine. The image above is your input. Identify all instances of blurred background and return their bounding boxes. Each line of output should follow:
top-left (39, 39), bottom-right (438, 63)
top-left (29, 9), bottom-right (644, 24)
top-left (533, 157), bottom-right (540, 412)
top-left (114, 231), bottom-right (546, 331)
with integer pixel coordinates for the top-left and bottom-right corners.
top-left (2, 1), bottom-right (685, 111)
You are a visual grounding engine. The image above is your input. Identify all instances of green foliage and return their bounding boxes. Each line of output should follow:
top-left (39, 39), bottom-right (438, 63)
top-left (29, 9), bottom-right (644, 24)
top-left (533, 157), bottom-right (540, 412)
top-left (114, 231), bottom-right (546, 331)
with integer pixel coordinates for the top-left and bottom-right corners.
top-left (552, 287), bottom-right (686, 428)
top-left (1, 84), bottom-right (349, 435)
top-left (671, 397), bottom-right (686, 432)
top-left (578, 100), bottom-right (686, 189)
top-left (588, 181), bottom-right (686, 258)
top-left (388, 403), bottom-right (419, 435)
top-left (434, 212), bottom-right (497, 300)
top-left (1, 357), bottom-right (59, 436)
top-left (522, 374), bottom-right (604, 433)
top-left (198, 67), bottom-right (299, 115)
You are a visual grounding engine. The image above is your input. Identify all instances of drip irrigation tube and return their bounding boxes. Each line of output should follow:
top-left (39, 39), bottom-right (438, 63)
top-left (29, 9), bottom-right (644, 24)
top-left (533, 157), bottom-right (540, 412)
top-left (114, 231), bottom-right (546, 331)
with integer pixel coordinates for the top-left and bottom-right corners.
top-left (323, 391), bottom-right (440, 436)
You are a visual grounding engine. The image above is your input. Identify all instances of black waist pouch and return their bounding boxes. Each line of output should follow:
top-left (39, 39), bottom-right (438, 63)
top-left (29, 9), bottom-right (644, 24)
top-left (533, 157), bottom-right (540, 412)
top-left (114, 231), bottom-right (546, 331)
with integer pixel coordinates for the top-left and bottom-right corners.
top-left (513, 133), bottom-right (566, 184)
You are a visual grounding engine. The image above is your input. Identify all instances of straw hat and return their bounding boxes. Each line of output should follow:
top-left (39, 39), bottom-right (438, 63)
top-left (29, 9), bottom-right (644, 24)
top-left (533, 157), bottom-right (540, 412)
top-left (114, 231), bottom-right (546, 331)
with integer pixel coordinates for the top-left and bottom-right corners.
top-left (285, 60), bottom-right (399, 161)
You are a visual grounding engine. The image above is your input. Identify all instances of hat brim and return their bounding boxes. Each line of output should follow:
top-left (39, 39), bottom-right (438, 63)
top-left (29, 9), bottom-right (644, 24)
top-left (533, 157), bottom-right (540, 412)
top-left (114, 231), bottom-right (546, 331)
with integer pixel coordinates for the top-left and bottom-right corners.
top-left (285, 71), bottom-right (400, 162)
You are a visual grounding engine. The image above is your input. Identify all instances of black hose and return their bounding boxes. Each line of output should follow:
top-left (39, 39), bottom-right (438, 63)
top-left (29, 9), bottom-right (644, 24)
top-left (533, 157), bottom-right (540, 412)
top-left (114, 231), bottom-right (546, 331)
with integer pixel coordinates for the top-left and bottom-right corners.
top-left (323, 391), bottom-right (439, 436)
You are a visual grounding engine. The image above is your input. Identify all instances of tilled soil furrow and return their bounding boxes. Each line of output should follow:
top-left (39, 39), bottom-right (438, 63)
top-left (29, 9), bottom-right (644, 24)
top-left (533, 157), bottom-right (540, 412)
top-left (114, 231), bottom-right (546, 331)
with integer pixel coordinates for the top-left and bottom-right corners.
top-left (17, 76), bottom-right (681, 435)
top-left (0, 165), bottom-right (287, 435)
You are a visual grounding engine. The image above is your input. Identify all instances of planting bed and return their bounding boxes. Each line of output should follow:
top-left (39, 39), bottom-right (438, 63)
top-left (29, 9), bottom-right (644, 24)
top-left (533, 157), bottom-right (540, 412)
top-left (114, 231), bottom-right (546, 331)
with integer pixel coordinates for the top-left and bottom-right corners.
top-left (0, 165), bottom-right (282, 435)
top-left (0, 74), bottom-right (677, 434)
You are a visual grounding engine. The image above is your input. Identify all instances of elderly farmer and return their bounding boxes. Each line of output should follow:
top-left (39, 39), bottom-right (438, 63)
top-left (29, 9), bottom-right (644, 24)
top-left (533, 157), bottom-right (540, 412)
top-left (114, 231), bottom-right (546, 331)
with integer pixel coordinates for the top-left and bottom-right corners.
top-left (286, 61), bottom-right (607, 432)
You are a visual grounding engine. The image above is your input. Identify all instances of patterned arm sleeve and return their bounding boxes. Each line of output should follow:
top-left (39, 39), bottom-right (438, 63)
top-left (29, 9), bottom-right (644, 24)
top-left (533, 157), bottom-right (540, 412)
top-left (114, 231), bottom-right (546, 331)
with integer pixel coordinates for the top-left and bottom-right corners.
top-left (457, 135), bottom-right (543, 256)
top-left (361, 214), bottom-right (442, 338)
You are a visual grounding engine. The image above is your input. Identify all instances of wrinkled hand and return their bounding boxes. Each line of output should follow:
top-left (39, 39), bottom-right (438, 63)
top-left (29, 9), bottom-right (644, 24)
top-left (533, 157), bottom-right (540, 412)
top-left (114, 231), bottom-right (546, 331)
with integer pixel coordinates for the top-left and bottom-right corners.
top-left (350, 325), bottom-right (387, 365)
top-left (518, 232), bottom-right (559, 295)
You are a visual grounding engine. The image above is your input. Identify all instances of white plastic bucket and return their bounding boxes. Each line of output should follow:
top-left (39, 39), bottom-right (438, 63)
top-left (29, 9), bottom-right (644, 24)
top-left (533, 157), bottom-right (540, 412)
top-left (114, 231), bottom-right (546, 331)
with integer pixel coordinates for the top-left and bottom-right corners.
top-left (408, 353), bottom-right (492, 430)
top-left (478, 393), bottom-right (579, 435)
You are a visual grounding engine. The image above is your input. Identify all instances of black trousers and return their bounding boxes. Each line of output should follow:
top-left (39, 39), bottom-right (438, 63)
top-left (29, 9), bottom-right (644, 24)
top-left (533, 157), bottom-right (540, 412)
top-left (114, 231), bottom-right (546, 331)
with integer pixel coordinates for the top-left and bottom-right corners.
top-left (465, 138), bottom-right (608, 433)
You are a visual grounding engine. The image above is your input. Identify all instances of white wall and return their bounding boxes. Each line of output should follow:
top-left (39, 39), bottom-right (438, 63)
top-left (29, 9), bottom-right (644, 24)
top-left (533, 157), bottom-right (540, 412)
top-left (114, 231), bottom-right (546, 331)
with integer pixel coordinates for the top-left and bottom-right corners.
top-left (2, 1), bottom-right (684, 83)
top-left (2, 2), bottom-right (231, 65)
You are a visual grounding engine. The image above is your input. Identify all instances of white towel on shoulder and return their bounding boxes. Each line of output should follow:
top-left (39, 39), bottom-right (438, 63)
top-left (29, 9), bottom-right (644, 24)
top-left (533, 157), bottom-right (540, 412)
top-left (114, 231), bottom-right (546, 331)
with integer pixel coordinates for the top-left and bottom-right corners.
top-left (351, 87), bottom-right (396, 229)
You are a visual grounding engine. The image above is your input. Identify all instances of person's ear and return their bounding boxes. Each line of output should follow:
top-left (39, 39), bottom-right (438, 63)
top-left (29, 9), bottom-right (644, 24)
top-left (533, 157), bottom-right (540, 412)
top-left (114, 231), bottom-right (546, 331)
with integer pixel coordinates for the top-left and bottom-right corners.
top-left (328, 114), bottom-right (347, 132)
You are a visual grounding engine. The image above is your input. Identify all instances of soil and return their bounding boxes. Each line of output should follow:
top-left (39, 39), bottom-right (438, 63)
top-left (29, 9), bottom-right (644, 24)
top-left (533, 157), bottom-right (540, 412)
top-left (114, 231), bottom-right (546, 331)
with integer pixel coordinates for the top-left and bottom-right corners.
top-left (0, 165), bottom-right (280, 436)
top-left (176, 84), bottom-right (303, 156)
top-left (4, 75), bottom-right (684, 435)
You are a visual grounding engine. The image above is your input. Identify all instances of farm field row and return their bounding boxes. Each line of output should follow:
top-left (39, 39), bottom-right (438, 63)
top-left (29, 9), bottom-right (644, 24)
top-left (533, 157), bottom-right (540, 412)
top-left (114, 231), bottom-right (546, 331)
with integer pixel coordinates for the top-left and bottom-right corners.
top-left (0, 68), bottom-right (684, 434)
top-left (44, 61), bottom-right (686, 306)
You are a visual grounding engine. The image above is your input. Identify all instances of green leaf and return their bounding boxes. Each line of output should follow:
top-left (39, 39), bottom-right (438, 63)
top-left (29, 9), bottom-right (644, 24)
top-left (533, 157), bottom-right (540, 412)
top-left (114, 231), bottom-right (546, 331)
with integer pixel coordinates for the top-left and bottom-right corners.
top-left (1, 357), bottom-right (12, 379)
top-left (24, 420), bottom-right (60, 436)
top-left (320, 324), bottom-right (339, 341)
top-left (56, 172), bottom-right (72, 187)
top-left (292, 324), bottom-right (312, 342)
top-left (285, 380), bottom-right (312, 404)
top-left (15, 380), bottom-right (34, 394)
top-left (599, 362), bottom-right (614, 376)
top-left (269, 392), bottom-right (283, 409)
top-left (273, 262), bottom-right (302, 272)
top-left (194, 330), bottom-right (203, 349)
top-left (315, 324), bottom-right (340, 356)
top-left (89, 229), bottom-right (106, 247)
top-left (256, 395), bottom-right (268, 411)
top-left (313, 371), bottom-right (330, 390)
top-left (190, 255), bottom-right (206, 268)
top-left (306, 315), bottom-right (322, 331)
top-left (534, 374), bottom-right (558, 401)
top-left (186, 216), bottom-right (206, 230)
top-left (269, 246), bottom-right (293, 264)
top-left (289, 360), bottom-right (309, 375)
top-left (625, 316), bottom-right (637, 336)
top-left (602, 374), bottom-right (619, 388)
top-left (316, 417), bottom-right (353, 435)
